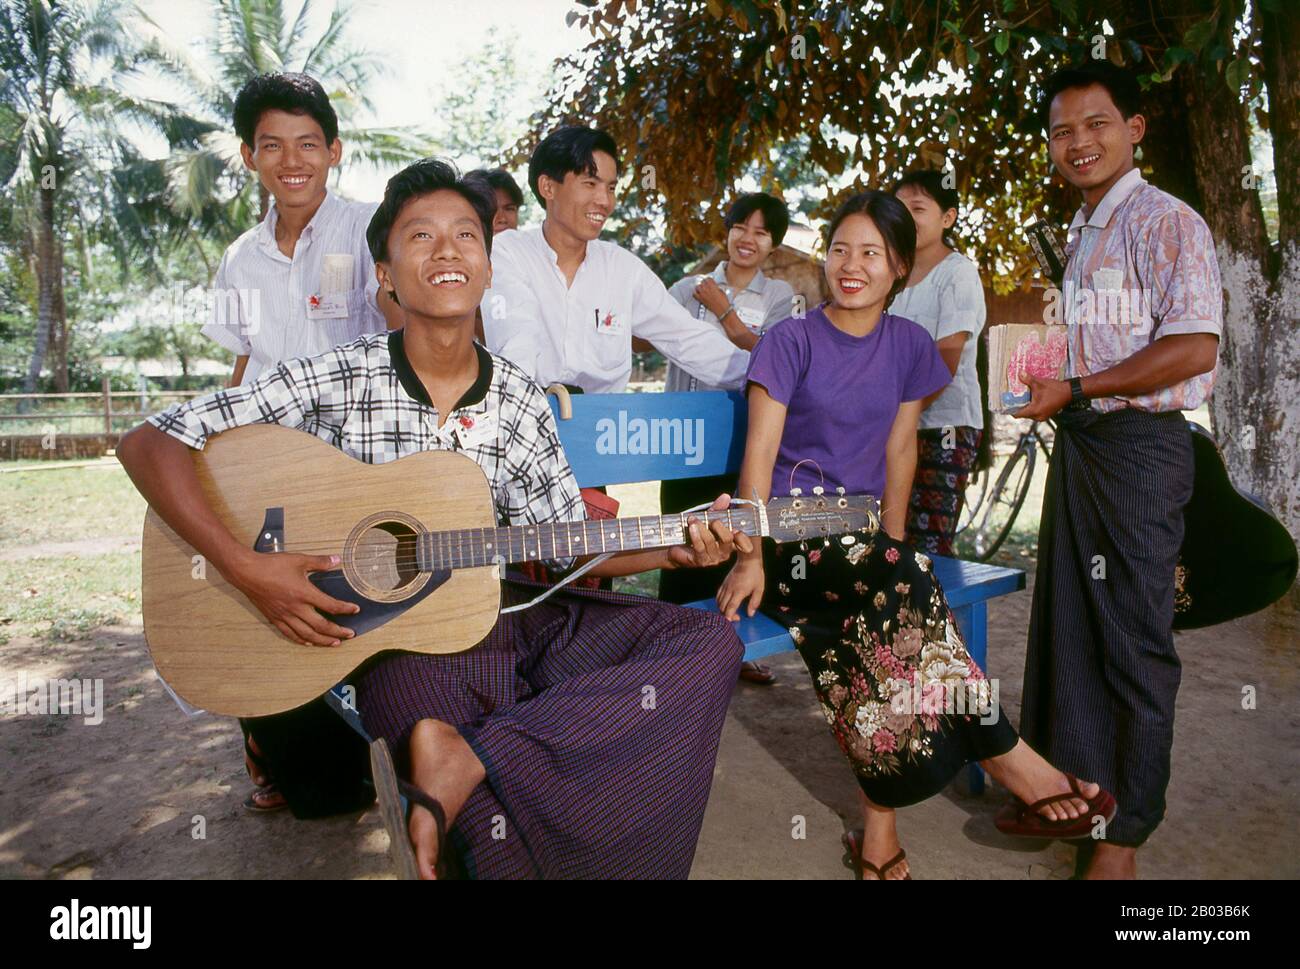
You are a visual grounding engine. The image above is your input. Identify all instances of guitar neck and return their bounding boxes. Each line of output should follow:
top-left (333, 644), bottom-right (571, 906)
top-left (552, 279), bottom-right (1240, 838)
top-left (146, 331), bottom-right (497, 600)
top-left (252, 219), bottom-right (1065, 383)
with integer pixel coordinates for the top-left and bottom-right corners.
top-left (415, 507), bottom-right (764, 571)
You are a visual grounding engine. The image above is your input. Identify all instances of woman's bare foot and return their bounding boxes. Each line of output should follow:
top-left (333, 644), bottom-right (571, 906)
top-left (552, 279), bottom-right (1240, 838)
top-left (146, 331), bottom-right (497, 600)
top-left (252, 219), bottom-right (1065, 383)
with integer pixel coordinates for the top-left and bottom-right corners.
top-left (981, 740), bottom-right (1100, 822)
top-left (1082, 843), bottom-right (1137, 880)
top-left (405, 718), bottom-right (487, 880)
top-left (859, 793), bottom-right (910, 880)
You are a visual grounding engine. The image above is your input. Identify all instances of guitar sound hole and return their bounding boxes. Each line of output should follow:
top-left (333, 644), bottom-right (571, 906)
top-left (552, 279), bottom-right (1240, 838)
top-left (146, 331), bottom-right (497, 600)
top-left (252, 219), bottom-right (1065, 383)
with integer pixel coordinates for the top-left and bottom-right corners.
top-left (352, 521), bottom-right (420, 593)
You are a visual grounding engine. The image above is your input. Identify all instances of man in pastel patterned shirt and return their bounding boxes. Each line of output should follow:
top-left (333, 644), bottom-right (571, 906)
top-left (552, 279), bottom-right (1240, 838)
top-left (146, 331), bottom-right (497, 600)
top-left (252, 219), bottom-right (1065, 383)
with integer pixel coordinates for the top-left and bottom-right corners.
top-left (1014, 61), bottom-right (1222, 880)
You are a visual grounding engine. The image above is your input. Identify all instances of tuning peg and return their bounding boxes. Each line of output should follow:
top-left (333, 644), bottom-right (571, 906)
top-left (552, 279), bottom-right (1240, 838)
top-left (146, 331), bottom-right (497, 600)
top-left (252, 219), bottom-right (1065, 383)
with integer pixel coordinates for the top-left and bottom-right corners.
top-left (835, 486), bottom-right (845, 494)
top-left (812, 486), bottom-right (824, 495)
top-left (790, 487), bottom-right (802, 496)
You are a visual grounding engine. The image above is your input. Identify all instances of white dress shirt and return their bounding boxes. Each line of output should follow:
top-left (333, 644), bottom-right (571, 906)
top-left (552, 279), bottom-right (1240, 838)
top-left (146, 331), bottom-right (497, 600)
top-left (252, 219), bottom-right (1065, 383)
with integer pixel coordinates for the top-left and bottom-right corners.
top-left (200, 189), bottom-right (386, 384)
top-left (480, 227), bottom-right (749, 393)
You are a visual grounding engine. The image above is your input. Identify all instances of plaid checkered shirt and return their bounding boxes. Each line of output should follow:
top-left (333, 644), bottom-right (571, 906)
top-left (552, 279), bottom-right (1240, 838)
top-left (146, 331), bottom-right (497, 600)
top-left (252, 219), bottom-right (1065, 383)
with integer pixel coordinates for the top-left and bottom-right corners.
top-left (148, 330), bottom-right (586, 571)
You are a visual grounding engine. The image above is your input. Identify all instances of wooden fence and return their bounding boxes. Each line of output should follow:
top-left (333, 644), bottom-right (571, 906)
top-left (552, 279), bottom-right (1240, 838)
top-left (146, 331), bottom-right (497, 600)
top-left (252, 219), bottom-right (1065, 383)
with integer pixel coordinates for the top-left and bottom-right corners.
top-left (1, 378), bottom-right (206, 460)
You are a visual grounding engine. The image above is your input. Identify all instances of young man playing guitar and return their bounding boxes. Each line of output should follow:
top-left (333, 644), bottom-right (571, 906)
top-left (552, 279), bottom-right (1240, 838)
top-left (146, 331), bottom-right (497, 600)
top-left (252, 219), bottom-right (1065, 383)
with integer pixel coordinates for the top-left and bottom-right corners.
top-left (1015, 62), bottom-right (1222, 879)
top-left (117, 159), bottom-right (750, 879)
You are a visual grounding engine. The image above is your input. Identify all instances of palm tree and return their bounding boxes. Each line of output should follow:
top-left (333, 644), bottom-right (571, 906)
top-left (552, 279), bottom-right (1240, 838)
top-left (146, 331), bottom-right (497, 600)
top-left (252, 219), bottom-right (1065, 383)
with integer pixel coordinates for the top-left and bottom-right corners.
top-left (136, 0), bottom-right (428, 224)
top-left (0, 0), bottom-right (199, 393)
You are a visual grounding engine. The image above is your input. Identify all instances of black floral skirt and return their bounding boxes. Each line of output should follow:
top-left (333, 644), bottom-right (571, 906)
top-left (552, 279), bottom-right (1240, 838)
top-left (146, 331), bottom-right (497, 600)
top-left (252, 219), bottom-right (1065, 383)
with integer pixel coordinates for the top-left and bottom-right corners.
top-left (760, 531), bottom-right (1018, 808)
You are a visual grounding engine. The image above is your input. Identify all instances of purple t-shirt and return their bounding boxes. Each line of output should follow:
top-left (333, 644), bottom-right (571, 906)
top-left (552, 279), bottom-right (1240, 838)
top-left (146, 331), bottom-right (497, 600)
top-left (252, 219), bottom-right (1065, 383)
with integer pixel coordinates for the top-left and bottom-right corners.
top-left (745, 305), bottom-right (951, 498)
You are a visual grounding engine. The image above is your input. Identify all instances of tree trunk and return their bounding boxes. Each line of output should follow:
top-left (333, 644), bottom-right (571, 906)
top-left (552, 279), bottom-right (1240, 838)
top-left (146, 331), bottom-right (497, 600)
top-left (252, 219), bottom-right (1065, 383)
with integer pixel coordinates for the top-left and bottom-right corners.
top-left (51, 241), bottom-right (68, 393)
top-left (1168, 9), bottom-right (1300, 608)
top-left (23, 184), bottom-right (60, 395)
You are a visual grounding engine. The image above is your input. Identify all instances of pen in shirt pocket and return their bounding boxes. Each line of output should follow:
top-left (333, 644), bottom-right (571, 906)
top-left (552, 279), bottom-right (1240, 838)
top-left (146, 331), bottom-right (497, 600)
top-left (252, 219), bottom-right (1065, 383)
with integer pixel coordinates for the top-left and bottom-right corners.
top-left (594, 308), bottom-right (600, 331)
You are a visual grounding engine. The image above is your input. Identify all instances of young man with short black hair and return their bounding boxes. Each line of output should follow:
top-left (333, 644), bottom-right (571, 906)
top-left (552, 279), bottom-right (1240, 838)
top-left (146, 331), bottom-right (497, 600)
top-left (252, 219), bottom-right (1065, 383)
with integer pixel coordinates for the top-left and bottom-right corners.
top-left (467, 167), bottom-right (524, 234)
top-left (208, 72), bottom-right (402, 390)
top-left (203, 72), bottom-right (405, 812)
top-left (118, 158), bottom-right (747, 879)
top-left (480, 125), bottom-right (751, 393)
top-left (1015, 61), bottom-right (1222, 879)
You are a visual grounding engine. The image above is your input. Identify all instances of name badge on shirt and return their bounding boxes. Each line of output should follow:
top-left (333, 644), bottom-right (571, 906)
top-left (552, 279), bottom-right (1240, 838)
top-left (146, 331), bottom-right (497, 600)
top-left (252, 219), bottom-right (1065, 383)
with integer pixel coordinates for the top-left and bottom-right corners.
top-left (594, 309), bottom-right (625, 335)
top-left (735, 304), bottom-right (765, 332)
top-left (306, 293), bottom-right (349, 320)
top-left (1091, 268), bottom-right (1124, 292)
top-left (453, 409), bottom-right (498, 449)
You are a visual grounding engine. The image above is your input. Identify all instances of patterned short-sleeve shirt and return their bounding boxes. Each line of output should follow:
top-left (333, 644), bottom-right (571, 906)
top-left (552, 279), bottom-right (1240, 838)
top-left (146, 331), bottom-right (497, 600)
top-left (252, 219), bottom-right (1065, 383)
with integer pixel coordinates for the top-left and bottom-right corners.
top-left (148, 331), bottom-right (586, 570)
top-left (1062, 167), bottom-right (1223, 412)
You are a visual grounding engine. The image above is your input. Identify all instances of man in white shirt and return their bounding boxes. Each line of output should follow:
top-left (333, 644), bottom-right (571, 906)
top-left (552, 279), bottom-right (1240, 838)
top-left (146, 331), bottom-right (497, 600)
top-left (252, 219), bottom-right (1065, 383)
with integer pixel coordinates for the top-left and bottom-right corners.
top-left (199, 72), bottom-right (403, 815)
top-left (203, 73), bottom-right (402, 388)
top-left (480, 126), bottom-right (750, 393)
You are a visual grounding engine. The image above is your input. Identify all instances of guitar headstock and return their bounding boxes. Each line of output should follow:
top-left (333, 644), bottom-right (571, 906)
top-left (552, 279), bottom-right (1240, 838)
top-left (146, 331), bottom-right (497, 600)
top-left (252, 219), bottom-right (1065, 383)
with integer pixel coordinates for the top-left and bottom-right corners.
top-left (765, 492), bottom-right (880, 543)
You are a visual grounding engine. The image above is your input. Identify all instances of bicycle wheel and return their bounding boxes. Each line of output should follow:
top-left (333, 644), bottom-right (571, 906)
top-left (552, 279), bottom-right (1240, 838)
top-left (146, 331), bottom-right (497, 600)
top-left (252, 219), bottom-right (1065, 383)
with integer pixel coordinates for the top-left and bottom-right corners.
top-left (955, 467), bottom-right (989, 537)
top-left (967, 443), bottom-right (1035, 561)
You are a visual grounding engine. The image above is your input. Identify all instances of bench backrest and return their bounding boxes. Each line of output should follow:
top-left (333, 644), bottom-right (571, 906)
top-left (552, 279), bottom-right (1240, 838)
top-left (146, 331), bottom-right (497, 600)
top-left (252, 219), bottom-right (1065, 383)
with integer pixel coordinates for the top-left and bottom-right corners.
top-left (548, 390), bottom-right (748, 488)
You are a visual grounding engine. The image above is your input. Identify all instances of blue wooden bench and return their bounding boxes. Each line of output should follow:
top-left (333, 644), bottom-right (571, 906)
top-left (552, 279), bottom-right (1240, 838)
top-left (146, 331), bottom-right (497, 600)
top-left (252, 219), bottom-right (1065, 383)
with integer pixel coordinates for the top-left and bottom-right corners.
top-left (547, 389), bottom-right (1026, 794)
top-left (329, 389), bottom-right (1025, 795)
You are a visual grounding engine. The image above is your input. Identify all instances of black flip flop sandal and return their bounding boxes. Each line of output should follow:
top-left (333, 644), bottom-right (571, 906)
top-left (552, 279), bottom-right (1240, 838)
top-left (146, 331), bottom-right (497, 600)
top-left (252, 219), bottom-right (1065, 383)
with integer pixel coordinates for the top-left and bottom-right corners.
top-left (369, 738), bottom-right (451, 880)
top-left (243, 785), bottom-right (288, 812)
top-left (843, 828), bottom-right (912, 880)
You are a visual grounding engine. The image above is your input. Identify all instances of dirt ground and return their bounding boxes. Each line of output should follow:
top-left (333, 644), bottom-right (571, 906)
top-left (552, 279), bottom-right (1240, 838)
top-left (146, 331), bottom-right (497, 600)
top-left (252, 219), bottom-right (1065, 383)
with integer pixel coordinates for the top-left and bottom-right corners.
top-left (2, 569), bottom-right (1296, 880)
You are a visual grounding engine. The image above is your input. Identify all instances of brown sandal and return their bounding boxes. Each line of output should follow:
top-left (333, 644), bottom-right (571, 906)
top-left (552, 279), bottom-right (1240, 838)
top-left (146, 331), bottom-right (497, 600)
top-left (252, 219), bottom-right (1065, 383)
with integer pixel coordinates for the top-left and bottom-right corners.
top-left (842, 829), bottom-right (912, 880)
top-left (739, 661), bottom-right (778, 685)
top-left (994, 773), bottom-right (1117, 840)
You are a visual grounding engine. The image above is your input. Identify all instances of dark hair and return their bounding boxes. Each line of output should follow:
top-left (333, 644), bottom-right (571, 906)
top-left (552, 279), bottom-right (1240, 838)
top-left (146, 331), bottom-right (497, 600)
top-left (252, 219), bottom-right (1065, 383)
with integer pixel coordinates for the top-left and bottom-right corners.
top-left (528, 126), bottom-right (619, 209)
top-left (232, 72), bottom-right (339, 147)
top-left (724, 192), bottom-right (790, 248)
top-left (1039, 61), bottom-right (1143, 130)
top-left (366, 159), bottom-right (497, 302)
top-left (825, 191), bottom-right (916, 305)
top-left (467, 167), bottom-right (524, 207)
top-left (892, 170), bottom-right (961, 249)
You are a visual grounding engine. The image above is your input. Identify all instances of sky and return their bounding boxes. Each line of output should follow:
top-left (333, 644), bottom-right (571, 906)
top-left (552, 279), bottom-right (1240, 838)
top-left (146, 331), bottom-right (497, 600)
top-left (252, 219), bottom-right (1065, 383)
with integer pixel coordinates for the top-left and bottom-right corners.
top-left (135, 0), bottom-right (589, 203)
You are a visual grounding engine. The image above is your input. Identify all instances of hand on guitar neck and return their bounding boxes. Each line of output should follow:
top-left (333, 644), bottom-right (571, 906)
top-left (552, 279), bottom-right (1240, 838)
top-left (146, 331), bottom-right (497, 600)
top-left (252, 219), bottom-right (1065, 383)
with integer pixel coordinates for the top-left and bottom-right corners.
top-left (117, 422), bottom-right (362, 648)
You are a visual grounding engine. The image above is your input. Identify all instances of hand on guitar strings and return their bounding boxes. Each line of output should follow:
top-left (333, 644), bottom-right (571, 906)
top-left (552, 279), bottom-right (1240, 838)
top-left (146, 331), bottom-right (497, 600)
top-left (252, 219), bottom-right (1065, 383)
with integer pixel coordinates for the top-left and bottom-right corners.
top-left (228, 549), bottom-right (361, 647)
top-left (666, 492), bottom-right (755, 570)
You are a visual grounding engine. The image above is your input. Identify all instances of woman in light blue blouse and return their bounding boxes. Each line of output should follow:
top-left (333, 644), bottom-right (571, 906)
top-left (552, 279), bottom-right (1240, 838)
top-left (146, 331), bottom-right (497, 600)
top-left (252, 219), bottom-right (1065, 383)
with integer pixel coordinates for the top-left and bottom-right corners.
top-left (891, 171), bottom-right (987, 556)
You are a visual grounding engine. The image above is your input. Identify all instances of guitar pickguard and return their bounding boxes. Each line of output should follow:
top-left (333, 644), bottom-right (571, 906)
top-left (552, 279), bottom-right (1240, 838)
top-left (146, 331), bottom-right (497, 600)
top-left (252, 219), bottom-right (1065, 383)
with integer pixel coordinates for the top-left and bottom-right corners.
top-left (256, 505), bottom-right (451, 637)
top-left (307, 568), bottom-right (451, 636)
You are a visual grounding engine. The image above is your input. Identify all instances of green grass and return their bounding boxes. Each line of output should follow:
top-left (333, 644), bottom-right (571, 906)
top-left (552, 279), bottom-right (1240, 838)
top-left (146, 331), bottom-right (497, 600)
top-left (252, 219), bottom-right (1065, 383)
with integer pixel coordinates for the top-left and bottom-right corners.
top-left (0, 551), bottom-right (142, 641)
top-left (0, 462), bottom-right (146, 554)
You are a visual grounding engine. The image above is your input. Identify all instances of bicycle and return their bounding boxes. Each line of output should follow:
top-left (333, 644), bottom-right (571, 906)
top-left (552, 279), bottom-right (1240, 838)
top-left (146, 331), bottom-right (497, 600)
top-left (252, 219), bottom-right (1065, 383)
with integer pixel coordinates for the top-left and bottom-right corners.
top-left (956, 419), bottom-right (1055, 561)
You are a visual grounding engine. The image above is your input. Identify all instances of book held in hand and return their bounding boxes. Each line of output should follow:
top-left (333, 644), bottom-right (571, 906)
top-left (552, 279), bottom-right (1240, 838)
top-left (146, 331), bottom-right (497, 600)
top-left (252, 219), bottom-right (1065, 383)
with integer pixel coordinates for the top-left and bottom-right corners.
top-left (988, 323), bottom-right (1069, 413)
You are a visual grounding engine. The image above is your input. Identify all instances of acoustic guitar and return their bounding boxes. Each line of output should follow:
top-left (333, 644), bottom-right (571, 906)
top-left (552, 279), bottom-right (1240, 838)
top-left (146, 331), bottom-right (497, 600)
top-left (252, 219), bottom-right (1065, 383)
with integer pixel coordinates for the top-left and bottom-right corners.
top-left (141, 424), bottom-right (880, 716)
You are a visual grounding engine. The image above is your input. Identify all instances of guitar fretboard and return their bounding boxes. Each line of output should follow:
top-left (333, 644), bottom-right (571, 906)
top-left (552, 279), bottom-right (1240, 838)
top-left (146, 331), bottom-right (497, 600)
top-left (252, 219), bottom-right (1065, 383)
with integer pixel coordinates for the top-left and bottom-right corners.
top-left (415, 507), bottom-right (762, 571)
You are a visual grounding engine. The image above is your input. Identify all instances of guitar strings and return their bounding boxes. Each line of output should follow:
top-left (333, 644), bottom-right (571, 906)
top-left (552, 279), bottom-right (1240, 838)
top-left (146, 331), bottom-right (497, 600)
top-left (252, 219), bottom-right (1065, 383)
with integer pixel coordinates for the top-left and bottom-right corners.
top-left (255, 512), bottom-right (764, 564)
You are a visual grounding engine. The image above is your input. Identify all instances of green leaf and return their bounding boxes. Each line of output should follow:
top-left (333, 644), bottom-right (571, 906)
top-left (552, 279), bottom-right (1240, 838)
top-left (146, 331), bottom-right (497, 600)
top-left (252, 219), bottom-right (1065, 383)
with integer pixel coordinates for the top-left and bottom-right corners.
top-left (1051, 0), bottom-right (1079, 23)
top-left (995, 31), bottom-right (1009, 55)
top-left (1225, 57), bottom-right (1250, 93)
top-left (942, 20), bottom-right (961, 35)
top-left (1182, 17), bottom-right (1216, 53)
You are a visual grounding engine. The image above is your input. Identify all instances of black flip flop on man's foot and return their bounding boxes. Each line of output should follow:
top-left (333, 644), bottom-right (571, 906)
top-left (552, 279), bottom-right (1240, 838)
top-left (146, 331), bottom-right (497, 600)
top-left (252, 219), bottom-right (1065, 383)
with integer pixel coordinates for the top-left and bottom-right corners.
top-left (241, 735), bottom-right (288, 812)
top-left (369, 737), bottom-right (452, 880)
top-left (243, 785), bottom-right (288, 812)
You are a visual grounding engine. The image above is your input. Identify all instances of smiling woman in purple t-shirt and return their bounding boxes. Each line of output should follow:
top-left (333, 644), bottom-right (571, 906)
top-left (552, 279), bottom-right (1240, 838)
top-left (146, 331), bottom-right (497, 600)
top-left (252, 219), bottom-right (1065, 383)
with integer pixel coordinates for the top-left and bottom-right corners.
top-left (717, 191), bottom-right (1116, 880)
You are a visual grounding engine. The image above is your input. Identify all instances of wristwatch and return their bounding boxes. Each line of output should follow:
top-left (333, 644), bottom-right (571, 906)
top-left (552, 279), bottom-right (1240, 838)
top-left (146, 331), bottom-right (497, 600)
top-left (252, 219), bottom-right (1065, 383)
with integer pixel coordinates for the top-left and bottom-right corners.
top-left (1068, 375), bottom-right (1088, 406)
